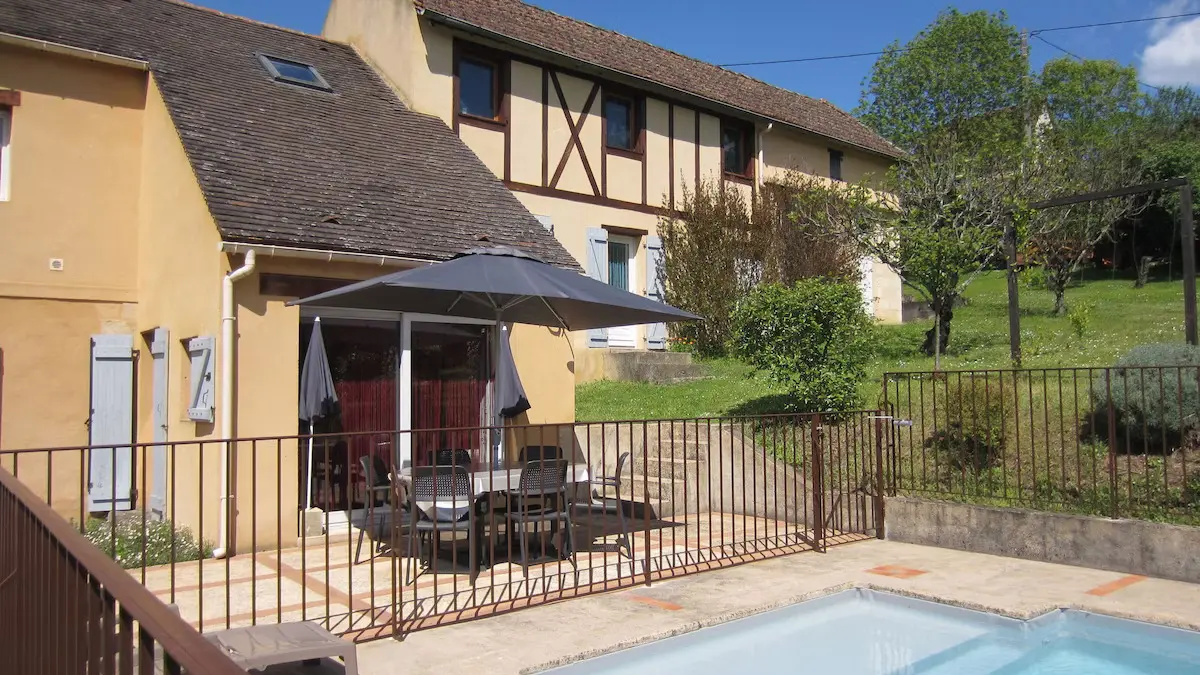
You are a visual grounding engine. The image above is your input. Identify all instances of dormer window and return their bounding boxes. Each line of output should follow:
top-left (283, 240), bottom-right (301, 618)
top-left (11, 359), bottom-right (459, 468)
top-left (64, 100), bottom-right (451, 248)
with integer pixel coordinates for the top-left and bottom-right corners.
top-left (259, 55), bottom-right (332, 92)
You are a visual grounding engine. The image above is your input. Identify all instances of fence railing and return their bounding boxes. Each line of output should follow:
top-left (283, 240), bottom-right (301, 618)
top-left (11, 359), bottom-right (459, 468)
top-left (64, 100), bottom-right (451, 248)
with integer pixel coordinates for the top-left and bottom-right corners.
top-left (0, 412), bottom-right (883, 641)
top-left (0, 464), bottom-right (246, 674)
top-left (883, 367), bottom-right (1200, 525)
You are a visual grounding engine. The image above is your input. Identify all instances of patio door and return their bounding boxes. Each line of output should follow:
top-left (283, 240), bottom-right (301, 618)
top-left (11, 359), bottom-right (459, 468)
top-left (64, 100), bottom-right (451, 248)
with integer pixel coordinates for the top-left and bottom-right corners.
top-left (606, 235), bottom-right (638, 348)
top-left (408, 321), bottom-right (492, 469)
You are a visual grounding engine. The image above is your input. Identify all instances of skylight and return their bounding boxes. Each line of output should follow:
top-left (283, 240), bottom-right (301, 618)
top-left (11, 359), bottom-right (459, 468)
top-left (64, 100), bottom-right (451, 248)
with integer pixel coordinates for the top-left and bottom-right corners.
top-left (258, 54), bottom-right (331, 92)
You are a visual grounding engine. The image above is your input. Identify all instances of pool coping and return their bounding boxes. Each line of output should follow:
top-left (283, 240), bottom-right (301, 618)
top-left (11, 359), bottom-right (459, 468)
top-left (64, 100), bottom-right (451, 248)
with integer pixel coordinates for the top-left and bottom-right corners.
top-left (522, 582), bottom-right (1200, 674)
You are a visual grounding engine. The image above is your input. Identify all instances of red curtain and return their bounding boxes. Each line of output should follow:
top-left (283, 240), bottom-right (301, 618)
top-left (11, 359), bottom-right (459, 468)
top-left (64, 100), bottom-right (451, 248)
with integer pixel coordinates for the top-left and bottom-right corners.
top-left (334, 378), bottom-right (396, 471)
top-left (412, 378), bottom-right (488, 468)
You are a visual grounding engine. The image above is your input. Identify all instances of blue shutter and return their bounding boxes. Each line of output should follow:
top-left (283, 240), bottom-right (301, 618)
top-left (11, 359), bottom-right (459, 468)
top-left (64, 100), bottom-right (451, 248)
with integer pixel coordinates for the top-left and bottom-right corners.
top-left (148, 328), bottom-right (169, 518)
top-left (585, 228), bottom-right (609, 348)
top-left (535, 214), bottom-right (554, 235)
top-left (88, 334), bottom-right (135, 512)
top-left (645, 235), bottom-right (668, 350)
top-left (186, 336), bottom-right (215, 422)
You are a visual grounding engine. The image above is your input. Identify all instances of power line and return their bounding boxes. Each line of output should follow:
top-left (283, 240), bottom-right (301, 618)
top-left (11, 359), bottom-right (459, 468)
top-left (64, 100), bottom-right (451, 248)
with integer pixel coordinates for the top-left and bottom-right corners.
top-left (1032, 33), bottom-right (1161, 91)
top-left (1030, 11), bottom-right (1200, 35)
top-left (717, 11), bottom-right (1200, 68)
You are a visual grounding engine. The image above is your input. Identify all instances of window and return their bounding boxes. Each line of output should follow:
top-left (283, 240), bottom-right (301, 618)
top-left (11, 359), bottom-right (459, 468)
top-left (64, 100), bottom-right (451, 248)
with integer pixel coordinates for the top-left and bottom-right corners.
top-left (0, 107), bottom-right (10, 201)
top-left (458, 56), bottom-right (499, 120)
top-left (721, 121), bottom-right (751, 178)
top-left (258, 54), bottom-right (332, 91)
top-left (829, 149), bottom-right (844, 182)
top-left (604, 94), bottom-right (637, 151)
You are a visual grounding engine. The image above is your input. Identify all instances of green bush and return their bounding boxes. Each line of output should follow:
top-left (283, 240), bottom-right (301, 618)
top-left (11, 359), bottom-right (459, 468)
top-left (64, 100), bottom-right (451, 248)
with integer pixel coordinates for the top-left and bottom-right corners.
top-left (1091, 343), bottom-right (1200, 452)
top-left (1067, 301), bottom-right (1093, 338)
top-left (84, 517), bottom-right (211, 569)
top-left (923, 377), bottom-right (1006, 474)
top-left (730, 279), bottom-right (875, 413)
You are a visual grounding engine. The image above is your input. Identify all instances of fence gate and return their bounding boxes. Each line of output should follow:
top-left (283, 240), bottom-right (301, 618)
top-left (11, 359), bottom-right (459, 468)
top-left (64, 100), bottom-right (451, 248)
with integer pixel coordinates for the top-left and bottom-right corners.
top-left (808, 411), bottom-right (889, 550)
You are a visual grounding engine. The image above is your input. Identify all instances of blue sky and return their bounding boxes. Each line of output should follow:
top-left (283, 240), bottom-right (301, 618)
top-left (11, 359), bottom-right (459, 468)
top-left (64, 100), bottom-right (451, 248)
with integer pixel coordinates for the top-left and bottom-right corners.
top-left (197, 0), bottom-right (1198, 113)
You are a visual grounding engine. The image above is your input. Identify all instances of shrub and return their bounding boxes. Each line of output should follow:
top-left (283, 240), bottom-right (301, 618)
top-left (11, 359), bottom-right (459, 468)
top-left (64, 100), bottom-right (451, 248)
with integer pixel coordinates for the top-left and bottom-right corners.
top-left (923, 377), bottom-right (1006, 475)
top-left (84, 517), bottom-right (211, 569)
top-left (730, 279), bottom-right (875, 413)
top-left (1067, 301), bottom-right (1093, 338)
top-left (1091, 343), bottom-right (1200, 453)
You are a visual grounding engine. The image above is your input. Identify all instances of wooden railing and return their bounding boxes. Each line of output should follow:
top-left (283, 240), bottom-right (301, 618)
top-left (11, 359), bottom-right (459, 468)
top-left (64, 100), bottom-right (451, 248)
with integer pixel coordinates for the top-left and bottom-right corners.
top-left (0, 466), bottom-right (246, 675)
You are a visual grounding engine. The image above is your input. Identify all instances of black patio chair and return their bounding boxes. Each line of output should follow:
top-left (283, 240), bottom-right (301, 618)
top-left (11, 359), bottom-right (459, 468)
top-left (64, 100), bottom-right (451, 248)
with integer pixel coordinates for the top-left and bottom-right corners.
top-left (586, 451), bottom-right (632, 558)
top-left (506, 459), bottom-right (576, 577)
top-left (355, 454), bottom-right (407, 564)
top-left (434, 448), bottom-right (473, 468)
top-left (519, 446), bottom-right (563, 463)
top-left (409, 465), bottom-right (480, 585)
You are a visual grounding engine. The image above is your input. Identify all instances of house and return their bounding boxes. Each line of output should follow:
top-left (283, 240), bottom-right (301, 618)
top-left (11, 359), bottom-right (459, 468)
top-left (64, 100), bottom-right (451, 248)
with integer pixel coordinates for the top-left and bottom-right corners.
top-left (323, 0), bottom-right (906, 381)
top-left (0, 0), bottom-right (579, 551)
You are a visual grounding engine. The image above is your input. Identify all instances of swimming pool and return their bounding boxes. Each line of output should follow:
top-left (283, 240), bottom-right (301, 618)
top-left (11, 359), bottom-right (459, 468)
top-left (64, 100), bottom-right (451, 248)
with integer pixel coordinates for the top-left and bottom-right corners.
top-left (545, 589), bottom-right (1200, 674)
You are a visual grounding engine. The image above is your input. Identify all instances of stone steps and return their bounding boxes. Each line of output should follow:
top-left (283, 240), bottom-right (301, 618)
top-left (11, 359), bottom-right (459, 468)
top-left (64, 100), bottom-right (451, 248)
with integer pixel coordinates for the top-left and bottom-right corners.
top-left (604, 350), bottom-right (707, 384)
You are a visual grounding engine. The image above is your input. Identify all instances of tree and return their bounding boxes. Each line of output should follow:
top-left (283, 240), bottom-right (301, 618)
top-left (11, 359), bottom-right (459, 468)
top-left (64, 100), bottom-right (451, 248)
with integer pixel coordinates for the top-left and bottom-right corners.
top-left (777, 139), bottom-right (1026, 369)
top-left (854, 9), bottom-right (1031, 364)
top-left (658, 180), bottom-right (751, 357)
top-left (1025, 58), bottom-right (1145, 315)
top-left (856, 9), bottom-right (1026, 152)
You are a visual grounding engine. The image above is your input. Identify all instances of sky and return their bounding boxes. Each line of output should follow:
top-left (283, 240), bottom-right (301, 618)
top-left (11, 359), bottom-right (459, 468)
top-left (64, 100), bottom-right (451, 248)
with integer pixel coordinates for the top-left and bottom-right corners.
top-left (195, 0), bottom-right (1199, 113)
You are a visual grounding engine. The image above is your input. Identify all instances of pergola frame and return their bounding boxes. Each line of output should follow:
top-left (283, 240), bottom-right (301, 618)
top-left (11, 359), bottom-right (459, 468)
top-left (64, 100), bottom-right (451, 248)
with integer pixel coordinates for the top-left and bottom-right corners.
top-left (1005, 177), bottom-right (1195, 365)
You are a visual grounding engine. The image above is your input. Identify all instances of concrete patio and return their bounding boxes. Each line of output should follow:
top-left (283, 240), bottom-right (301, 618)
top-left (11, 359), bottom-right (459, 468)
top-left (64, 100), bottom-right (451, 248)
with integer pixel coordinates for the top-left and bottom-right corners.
top-left (350, 539), bottom-right (1200, 675)
top-left (140, 510), bottom-right (864, 640)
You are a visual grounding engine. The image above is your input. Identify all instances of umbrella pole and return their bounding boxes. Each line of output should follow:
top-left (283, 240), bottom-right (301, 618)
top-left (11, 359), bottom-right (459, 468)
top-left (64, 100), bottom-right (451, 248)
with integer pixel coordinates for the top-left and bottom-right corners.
top-left (493, 317), bottom-right (503, 469)
top-left (305, 422), bottom-right (315, 510)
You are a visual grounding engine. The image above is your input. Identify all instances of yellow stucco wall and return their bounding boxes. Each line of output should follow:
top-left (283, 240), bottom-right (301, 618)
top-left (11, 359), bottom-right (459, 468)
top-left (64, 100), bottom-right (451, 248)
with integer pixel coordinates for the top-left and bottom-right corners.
top-left (323, 0), bottom-right (454, 122)
top-left (0, 45), bottom-right (146, 516)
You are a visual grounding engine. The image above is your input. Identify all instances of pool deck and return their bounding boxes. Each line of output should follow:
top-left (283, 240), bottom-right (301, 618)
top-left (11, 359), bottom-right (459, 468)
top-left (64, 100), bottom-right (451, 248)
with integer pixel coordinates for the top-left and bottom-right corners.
top-left (350, 539), bottom-right (1200, 675)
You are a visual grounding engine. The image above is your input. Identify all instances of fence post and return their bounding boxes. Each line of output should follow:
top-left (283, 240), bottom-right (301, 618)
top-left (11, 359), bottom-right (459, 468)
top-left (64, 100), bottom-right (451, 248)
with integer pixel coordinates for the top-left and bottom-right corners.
top-left (1105, 370), bottom-right (1119, 519)
top-left (874, 414), bottom-right (886, 540)
top-left (811, 414), bottom-right (825, 553)
top-left (642, 421), bottom-right (652, 587)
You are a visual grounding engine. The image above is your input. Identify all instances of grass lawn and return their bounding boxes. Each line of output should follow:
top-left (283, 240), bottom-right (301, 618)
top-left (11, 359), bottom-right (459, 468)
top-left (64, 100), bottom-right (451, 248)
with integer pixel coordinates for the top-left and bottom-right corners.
top-left (576, 270), bottom-right (1187, 422)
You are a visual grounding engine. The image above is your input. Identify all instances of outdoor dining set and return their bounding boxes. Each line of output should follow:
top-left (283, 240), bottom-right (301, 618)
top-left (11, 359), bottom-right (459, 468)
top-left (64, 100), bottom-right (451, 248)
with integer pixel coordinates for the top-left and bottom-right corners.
top-left (353, 446), bottom-right (634, 584)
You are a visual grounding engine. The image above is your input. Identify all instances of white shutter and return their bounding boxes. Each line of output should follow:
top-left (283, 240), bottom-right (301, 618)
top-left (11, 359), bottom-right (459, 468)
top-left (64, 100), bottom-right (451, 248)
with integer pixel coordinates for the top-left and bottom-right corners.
top-left (645, 235), bottom-right (667, 350)
top-left (186, 336), bottom-right (215, 422)
top-left (585, 228), bottom-right (609, 348)
top-left (88, 334), bottom-right (135, 512)
top-left (535, 214), bottom-right (554, 234)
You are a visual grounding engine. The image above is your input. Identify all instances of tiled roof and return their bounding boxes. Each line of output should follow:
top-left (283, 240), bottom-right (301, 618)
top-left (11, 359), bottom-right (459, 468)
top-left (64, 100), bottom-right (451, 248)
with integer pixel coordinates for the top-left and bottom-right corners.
top-left (417, 0), bottom-right (903, 160)
top-left (0, 0), bottom-right (578, 267)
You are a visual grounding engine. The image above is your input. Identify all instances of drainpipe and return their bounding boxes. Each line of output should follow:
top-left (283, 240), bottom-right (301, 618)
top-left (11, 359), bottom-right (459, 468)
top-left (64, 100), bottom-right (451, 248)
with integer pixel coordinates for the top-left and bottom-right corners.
top-left (213, 249), bottom-right (256, 559)
top-left (756, 122), bottom-right (774, 191)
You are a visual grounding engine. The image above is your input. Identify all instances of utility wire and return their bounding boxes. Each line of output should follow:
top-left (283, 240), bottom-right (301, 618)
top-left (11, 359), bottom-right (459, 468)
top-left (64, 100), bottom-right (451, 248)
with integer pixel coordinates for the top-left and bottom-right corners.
top-left (717, 11), bottom-right (1200, 68)
top-left (1031, 33), bottom-right (1161, 91)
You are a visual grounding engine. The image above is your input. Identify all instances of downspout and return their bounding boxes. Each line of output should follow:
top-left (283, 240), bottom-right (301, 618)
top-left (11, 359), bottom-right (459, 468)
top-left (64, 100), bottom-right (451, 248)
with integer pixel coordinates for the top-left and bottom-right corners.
top-left (756, 122), bottom-right (774, 191)
top-left (213, 249), bottom-right (256, 559)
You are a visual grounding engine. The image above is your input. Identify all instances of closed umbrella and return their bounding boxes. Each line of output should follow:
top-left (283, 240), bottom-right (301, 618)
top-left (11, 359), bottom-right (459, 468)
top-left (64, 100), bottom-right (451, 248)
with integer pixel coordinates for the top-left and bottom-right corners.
top-left (496, 323), bottom-right (530, 419)
top-left (299, 317), bottom-right (339, 510)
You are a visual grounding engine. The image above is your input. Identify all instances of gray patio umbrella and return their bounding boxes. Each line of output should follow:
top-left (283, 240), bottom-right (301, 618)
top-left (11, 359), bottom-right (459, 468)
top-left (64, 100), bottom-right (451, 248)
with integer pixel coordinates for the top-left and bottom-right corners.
top-left (299, 318), bottom-right (339, 509)
top-left (289, 246), bottom-right (698, 466)
top-left (287, 246), bottom-right (700, 330)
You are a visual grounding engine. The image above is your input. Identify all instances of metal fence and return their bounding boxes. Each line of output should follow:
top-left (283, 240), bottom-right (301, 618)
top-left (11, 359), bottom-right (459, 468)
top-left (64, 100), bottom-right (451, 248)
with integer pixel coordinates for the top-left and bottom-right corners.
top-left (0, 464), bottom-right (246, 674)
top-left (883, 367), bottom-right (1200, 525)
top-left (0, 412), bottom-right (882, 642)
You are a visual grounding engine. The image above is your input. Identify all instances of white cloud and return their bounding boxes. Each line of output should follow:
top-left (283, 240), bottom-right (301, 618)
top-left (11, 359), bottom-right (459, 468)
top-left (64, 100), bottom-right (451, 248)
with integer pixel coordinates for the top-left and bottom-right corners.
top-left (1140, 1), bottom-right (1200, 86)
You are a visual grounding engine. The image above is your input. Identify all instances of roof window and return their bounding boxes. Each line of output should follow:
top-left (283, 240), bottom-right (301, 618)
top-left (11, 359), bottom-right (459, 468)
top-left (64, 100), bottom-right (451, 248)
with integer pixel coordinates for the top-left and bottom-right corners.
top-left (258, 54), bottom-right (331, 91)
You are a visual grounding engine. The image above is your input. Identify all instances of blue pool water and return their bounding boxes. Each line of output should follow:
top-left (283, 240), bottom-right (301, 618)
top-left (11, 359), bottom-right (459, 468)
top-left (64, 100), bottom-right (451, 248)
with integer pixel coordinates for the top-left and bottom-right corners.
top-left (546, 589), bottom-right (1200, 674)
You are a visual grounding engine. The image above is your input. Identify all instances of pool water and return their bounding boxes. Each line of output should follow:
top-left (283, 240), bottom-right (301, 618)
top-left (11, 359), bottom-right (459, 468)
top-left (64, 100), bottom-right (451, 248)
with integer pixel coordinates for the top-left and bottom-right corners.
top-left (545, 589), bottom-right (1200, 675)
